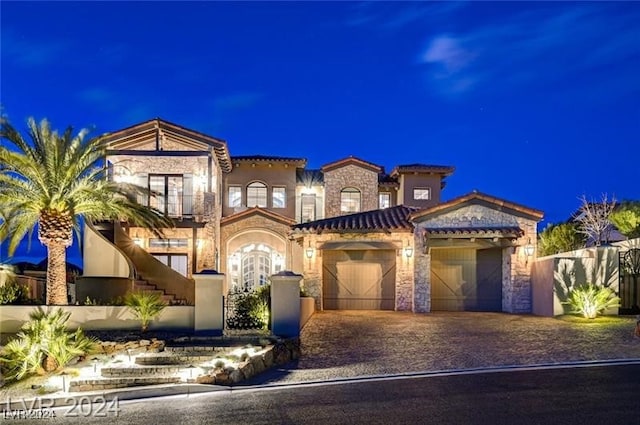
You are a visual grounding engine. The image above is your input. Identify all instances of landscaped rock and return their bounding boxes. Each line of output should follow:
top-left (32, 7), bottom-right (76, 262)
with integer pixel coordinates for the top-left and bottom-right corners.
top-left (250, 355), bottom-right (266, 374)
top-left (196, 374), bottom-right (216, 384)
top-left (139, 339), bottom-right (151, 346)
top-left (272, 343), bottom-right (291, 365)
top-left (229, 369), bottom-right (244, 384)
top-left (239, 362), bottom-right (255, 380)
top-left (262, 349), bottom-right (274, 367)
top-left (214, 371), bottom-right (231, 385)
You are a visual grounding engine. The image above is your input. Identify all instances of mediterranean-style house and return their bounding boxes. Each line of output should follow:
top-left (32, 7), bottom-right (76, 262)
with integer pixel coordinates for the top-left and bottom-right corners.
top-left (80, 118), bottom-right (544, 313)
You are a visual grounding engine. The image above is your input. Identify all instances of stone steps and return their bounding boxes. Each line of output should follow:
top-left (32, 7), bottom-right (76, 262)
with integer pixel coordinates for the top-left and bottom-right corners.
top-left (101, 365), bottom-right (187, 377)
top-left (69, 376), bottom-right (181, 392)
top-left (135, 354), bottom-right (218, 365)
top-left (164, 345), bottom-right (228, 353)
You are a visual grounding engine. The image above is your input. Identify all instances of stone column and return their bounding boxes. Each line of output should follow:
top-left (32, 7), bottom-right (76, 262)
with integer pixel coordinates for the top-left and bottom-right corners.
top-left (271, 271), bottom-right (302, 337)
top-left (193, 270), bottom-right (226, 335)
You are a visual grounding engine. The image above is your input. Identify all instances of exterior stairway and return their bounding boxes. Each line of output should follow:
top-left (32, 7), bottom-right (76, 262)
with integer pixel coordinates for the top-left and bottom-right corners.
top-left (132, 280), bottom-right (178, 305)
top-left (68, 345), bottom-right (230, 392)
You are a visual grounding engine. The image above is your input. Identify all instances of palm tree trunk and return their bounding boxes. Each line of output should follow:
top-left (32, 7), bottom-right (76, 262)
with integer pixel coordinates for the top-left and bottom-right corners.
top-left (45, 241), bottom-right (68, 305)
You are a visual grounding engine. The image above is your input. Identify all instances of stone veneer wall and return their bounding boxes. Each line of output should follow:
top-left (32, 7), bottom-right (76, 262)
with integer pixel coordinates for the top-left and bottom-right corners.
top-left (300, 231), bottom-right (414, 311)
top-left (412, 230), bottom-right (430, 312)
top-left (323, 165), bottom-right (379, 218)
top-left (501, 217), bottom-right (537, 313)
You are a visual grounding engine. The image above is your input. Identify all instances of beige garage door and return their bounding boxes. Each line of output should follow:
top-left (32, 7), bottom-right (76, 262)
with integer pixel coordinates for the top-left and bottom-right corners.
top-left (430, 248), bottom-right (502, 311)
top-left (323, 250), bottom-right (396, 310)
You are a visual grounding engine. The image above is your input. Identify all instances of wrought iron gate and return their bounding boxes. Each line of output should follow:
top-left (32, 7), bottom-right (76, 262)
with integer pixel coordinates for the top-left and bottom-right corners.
top-left (619, 248), bottom-right (640, 314)
top-left (224, 289), bottom-right (271, 330)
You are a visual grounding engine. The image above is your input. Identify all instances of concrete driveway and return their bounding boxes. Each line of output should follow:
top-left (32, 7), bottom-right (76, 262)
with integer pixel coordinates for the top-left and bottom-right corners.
top-left (243, 310), bottom-right (640, 385)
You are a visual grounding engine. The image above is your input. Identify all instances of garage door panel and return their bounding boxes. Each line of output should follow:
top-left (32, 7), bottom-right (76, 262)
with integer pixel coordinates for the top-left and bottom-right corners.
top-left (431, 248), bottom-right (502, 311)
top-left (323, 250), bottom-right (396, 310)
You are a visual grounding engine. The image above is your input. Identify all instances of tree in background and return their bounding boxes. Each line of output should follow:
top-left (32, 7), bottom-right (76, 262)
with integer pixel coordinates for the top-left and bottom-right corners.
top-left (575, 194), bottom-right (617, 246)
top-left (538, 222), bottom-right (585, 256)
top-left (0, 117), bottom-right (172, 305)
top-left (609, 201), bottom-right (640, 239)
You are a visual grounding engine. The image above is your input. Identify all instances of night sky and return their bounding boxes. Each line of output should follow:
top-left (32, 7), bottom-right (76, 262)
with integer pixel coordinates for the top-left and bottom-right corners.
top-left (1, 1), bottom-right (639, 262)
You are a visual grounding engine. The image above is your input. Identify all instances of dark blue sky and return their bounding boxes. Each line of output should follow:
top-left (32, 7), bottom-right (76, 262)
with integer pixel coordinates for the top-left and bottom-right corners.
top-left (1, 1), bottom-right (639, 262)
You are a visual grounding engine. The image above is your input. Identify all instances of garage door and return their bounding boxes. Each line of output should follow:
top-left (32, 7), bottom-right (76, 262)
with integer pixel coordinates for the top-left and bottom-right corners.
top-left (430, 248), bottom-right (502, 311)
top-left (323, 250), bottom-right (396, 310)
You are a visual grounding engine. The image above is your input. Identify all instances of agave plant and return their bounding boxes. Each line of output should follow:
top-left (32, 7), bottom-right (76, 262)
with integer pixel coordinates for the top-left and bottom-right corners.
top-left (124, 291), bottom-right (167, 332)
top-left (563, 284), bottom-right (620, 319)
top-left (0, 307), bottom-right (97, 381)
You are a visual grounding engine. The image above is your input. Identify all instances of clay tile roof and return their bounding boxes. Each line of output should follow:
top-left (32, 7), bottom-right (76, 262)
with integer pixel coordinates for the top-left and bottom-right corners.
top-left (321, 156), bottom-right (382, 173)
top-left (292, 205), bottom-right (418, 233)
top-left (423, 226), bottom-right (524, 238)
top-left (231, 155), bottom-right (307, 167)
top-left (390, 164), bottom-right (455, 177)
top-left (220, 207), bottom-right (297, 227)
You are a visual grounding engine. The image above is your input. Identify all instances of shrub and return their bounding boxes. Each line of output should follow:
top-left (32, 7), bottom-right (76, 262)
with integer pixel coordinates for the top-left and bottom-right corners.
top-left (538, 223), bottom-right (585, 256)
top-left (0, 280), bottom-right (31, 305)
top-left (124, 291), bottom-right (166, 332)
top-left (563, 284), bottom-right (620, 319)
top-left (226, 289), bottom-right (269, 330)
top-left (0, 308), bottom-right (97, 381)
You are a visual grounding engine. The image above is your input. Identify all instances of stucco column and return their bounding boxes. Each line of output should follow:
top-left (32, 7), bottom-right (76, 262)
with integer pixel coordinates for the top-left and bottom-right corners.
top-left (193, 270), bottom-right (226, 335)
top-left (270, 271), bottom-right (302, 337)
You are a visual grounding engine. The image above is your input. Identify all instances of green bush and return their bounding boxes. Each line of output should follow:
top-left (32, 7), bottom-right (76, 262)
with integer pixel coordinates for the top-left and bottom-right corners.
top-left (0, 280), bottom-right (31, 305)
top-left (609, 201), bottom-right (640, 239)
top-left (226, 288), bottom-right (270, 330)
top-left (538, 223), bottom-right (585, 256)
top-left (563, 284), bottom-right (620, 319)
top-left (0, 308), bottom-right (97, 382)
top-left (124, 291), bottom-right (166, 332)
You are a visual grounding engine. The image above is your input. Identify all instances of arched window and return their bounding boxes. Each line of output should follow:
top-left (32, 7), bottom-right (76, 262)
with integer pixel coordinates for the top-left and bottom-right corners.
top-left (247, 182), bottom-right (267, 207)
top-left (340, 187), bottom-right (361, 213)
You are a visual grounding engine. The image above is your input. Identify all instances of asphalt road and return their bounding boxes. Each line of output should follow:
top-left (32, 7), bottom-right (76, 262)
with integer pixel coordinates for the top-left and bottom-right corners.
top-left (12, 363), bottom-right (640, 425)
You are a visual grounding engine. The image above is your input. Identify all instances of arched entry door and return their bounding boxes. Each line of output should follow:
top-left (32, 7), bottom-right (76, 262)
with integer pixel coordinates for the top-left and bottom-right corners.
top-left (229, 243), bottom-right (283, 292)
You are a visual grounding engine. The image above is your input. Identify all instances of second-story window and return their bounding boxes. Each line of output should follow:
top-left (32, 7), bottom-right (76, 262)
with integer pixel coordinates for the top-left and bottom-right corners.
top-left (147, 174), bottom-right (192, 217)
top-left (228, 186), bottom-right (242, 208)
top-left (247, 182), bottom-right (267, 207)
top-left (379, 192), bottom-right (391, 209)
top-left (413, 188), bottom-right (431, 200)
top-left (340, 187), bottom-right (361, 213)
top-left (301, 194), bottom-right (316, 222)
top-left (272, 187), bottom-right (286, 208)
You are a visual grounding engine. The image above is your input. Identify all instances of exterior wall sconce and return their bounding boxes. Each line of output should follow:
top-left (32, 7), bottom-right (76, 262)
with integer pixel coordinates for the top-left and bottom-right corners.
top-left (305, 242), bottom-right (314, 259)
top-left (404, 245), bottom-right (414, 258)
top-left (524, 238), bottom-right (535, 257)
top-left (524, 238), bottom-right (534, 265)
top-left (196, 239), bottom-right (204, 249)
top-left (132, 238), bottom-right (144, 248)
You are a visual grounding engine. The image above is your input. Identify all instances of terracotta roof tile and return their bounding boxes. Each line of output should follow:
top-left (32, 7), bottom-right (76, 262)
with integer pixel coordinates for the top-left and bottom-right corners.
top-left (292, 205), bottom-right (417, 233)
top-left (423, 226), bottom-right (524, 238)
top-left (390, 164), bottom-right (455, 177)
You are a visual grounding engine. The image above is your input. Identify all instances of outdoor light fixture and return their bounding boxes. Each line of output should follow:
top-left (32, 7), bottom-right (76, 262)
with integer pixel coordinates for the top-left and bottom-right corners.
top-left (132, 237), bottom-right (144, 247)
top-left (60, 372), bottom-right (69, 393)
top-left (524, 238), bottom-right (535, 257)
top-left (305, 241), bottom-right (314, 259)
top-left (404, 245), bottom-right (414, 258)
top-left (91, 357), bottom-right (99, 374)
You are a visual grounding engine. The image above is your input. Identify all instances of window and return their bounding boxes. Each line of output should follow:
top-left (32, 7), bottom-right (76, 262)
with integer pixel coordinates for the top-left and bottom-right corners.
top-left (147, 174), bottom-right (192, 217)
top-left (413, 188), bottom-right (431, 200)
top-left (228, 186), bottom-right (242, 208)
top-left (272, 187), bottom-right (286, 208)
top-left (247, 182), bottom-right (267, 207)
top-left (341, 187), bottom-right (361, 213)
top-left (152, 254), bottom-right (188, 276)
top-left (379, 192), bottom-right (391, 209)
top-left (301, 194), bottom-right (316, 222)
top-left (149, 238), bottom-right (189, 248)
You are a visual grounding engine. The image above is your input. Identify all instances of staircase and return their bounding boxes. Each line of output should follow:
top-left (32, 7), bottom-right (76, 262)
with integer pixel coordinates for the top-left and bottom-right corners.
top-left (68, 345), bottom-right (230, 392)
top-left (91, 221), bottom-right (190, 305)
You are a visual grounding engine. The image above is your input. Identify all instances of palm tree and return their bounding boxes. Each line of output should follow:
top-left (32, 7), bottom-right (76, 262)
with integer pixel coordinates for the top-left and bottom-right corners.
top-left (0, 117), bottom-right (172, 305)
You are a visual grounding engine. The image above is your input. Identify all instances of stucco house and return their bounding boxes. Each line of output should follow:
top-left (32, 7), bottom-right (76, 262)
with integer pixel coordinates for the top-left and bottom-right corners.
top-left (81, 118), bottom-right (543, 313)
